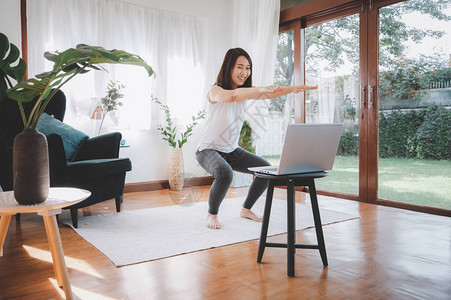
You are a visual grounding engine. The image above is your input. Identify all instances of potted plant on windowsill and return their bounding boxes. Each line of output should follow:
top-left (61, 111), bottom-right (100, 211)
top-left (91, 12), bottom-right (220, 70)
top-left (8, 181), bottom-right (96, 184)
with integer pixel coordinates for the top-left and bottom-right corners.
top-left (152, 96), bottom-right (206, 191)
top-left (96, 80), bottom-right (125, 135)
top-left (0, 32), bottom-right (153, 204)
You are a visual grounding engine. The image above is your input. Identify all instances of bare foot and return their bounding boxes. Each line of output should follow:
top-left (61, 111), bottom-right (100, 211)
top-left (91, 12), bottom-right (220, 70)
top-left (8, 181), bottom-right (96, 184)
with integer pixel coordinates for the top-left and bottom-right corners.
top-left (206, 213), bottom-right (221, 229)
top-left (240, 207), bottom-right (263, 222)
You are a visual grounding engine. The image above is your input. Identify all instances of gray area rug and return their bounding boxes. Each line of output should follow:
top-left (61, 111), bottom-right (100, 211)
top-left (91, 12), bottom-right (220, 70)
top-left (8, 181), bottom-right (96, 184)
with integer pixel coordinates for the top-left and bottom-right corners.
top-left (62, 197), bottom-right (359, 267)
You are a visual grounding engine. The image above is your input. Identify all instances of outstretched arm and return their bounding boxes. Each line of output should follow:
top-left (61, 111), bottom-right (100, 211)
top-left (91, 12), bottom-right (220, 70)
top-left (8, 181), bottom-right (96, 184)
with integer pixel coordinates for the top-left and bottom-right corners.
top-left (209, 85), bottom-right (317, 103)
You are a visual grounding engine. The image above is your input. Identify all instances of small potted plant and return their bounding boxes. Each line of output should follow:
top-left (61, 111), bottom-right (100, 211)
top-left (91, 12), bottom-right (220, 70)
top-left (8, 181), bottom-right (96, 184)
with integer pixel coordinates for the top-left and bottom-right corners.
top-left (152, 96), bottom-right (205, 191)
top-left (96, 80), bottom-right (125, 135)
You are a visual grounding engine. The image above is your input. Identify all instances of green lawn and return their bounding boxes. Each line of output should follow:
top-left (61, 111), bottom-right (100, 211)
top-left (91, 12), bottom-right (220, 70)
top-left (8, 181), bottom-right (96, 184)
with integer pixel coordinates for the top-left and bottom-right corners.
top-left (262, 155), bottom-right (451, 210)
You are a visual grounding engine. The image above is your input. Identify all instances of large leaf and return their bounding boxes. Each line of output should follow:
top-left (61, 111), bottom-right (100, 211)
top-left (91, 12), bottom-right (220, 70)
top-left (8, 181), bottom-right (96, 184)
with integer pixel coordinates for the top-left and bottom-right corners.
top-left (109, 50), bottom-right (154, 77)
top-left (75, 44), bottom-right (107, 57)
top-left (44, 45), bottom-right (154, 77)
top-left (7, 77), bottom-right (53, 104)
top-left (94, 48), bottom-right (120, 62)
top-left (0, 32), bottom-right (26, 101)
top-left (75, 45), bottom-right (154, 76)
top-left (43, 51), bottom-right (58, 62)
top-left (51, 48), bottom-right (82, 73)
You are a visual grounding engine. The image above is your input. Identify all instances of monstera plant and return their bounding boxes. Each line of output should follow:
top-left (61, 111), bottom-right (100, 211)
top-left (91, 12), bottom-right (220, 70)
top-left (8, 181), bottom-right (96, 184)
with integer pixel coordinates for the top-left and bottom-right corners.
top-left (0, 32), bottom-right (154, 204)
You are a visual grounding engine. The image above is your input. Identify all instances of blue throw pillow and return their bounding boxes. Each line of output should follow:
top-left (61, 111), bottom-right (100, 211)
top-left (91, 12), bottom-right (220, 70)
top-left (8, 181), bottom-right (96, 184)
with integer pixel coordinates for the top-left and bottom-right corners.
top-left (37, 113), bottom-right (89, 161)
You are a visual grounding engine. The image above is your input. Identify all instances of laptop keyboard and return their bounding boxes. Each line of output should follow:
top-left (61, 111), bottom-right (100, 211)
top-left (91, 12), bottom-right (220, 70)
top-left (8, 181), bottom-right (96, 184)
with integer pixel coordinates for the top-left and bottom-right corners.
top-left (266, 166), bottom-right (278, 171)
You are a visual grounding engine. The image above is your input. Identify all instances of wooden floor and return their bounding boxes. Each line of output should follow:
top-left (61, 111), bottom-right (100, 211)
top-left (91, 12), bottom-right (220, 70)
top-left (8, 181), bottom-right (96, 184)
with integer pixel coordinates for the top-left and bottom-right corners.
top-left (0, 186), bottom-right (450, 299)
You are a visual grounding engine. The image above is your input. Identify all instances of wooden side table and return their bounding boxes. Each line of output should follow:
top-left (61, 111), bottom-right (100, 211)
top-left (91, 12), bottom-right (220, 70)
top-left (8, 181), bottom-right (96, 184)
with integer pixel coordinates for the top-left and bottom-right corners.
top-left (254, 171), bottom-right (328, 277)
top-left (0, 187), bottom-right (91, 300)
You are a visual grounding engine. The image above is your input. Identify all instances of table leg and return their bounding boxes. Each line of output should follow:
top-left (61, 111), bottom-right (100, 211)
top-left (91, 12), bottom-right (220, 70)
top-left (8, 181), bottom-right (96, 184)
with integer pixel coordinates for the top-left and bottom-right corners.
top-left (42, 215), bottom-right (73, 300)
top-left (0, 214), bottom-right (12, 257)
top-left (257, 180), bottom-right (275, 263)
top-left (43, 215), bottom-right (63, 288)
top-left (309, 180), bottom-right (328, 267)
top-left (287, 179), bottom-right (296, 277)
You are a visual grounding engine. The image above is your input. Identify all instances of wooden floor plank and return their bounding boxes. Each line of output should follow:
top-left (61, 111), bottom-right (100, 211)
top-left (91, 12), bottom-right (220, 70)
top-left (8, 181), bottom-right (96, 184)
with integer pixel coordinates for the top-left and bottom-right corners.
top-left (0, 186), bottom-right (450, 299)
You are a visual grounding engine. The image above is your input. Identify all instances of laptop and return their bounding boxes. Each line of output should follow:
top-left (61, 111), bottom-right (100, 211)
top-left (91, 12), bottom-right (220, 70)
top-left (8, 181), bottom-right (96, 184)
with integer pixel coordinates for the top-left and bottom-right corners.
top-left (248, 123), bottom-right (343, 175)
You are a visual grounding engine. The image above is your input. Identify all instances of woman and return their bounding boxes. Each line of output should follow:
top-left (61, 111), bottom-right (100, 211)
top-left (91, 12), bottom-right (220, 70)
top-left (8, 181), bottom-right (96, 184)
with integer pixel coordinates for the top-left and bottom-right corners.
top-left (196, 48), bottom-right (317, 229)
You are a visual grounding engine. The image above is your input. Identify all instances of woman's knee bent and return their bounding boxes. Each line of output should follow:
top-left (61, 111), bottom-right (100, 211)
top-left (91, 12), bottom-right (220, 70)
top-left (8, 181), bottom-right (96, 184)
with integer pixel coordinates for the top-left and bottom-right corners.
top-left (213, 167), bottom-right (234, 186)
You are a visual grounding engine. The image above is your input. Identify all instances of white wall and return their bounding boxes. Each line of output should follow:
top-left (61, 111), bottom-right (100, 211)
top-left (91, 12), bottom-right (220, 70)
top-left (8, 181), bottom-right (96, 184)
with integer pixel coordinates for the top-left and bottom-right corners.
top-left (0, 0), bottom-right (233, 184)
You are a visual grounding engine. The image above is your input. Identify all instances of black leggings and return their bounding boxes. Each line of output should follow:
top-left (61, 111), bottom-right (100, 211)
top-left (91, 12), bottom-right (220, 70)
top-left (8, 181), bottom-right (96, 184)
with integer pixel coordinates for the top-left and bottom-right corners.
top-left (195, 147), bottom-right (271, 214)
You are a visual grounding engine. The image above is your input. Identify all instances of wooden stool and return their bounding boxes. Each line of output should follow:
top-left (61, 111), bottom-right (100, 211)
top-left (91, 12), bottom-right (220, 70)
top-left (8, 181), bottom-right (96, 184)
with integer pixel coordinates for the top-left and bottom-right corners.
top-left (255, 171), bottom-right (328, 277)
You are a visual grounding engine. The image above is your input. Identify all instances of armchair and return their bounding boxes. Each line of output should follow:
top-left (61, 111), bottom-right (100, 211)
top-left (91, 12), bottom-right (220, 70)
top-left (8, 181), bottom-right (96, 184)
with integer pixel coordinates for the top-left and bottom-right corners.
top-left (0, 90), bottom-right (132, 227)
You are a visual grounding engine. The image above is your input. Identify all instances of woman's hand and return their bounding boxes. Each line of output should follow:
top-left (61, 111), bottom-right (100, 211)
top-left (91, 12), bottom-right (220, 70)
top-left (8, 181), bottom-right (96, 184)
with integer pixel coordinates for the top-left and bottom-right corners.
top-left (259, 85), bottom-right (283, 94)
top-left (292, 85), bottom-right (318, 93)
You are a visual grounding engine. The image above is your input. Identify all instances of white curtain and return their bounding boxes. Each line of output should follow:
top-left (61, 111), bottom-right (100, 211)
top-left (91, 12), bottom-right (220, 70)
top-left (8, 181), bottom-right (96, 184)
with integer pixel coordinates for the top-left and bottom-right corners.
top-left (27, 0), bottom-right (208, 133)
top-left (231, 0), bottom-right (280, 146)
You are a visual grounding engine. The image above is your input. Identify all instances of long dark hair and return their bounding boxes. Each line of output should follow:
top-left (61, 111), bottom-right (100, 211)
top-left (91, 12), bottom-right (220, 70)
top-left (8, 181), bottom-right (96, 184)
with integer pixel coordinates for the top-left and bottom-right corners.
top-left (215, 48), bottom-right (252, 90)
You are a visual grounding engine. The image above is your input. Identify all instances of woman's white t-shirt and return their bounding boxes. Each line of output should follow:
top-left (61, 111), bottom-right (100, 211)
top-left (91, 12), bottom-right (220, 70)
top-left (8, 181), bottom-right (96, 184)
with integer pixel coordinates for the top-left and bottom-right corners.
top-left (197, 95), bottom-right (246, 153)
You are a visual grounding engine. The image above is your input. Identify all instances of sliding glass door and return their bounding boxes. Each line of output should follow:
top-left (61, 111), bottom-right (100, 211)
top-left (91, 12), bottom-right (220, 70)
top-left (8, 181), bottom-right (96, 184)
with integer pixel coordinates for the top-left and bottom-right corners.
top-left (304, 14), bottom-right (360, 195)
top-left (375, 0), bottom-right (451, 210)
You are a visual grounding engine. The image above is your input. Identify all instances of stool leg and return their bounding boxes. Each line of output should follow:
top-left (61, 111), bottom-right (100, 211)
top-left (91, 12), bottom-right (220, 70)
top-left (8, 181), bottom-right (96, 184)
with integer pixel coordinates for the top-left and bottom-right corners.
top-left (257, 180), bottom-right (274, 263)
top-left (309, 180), bottom-right (328, 267)
top-left (287, 179), bottom-right (296, 277)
